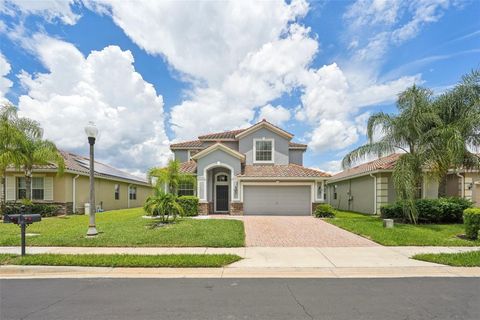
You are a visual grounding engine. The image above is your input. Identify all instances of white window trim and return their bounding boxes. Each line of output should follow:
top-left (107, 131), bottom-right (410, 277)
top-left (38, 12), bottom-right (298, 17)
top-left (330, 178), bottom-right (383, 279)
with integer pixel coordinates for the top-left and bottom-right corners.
top-left (253, 138), bottom-right (275, 164)
top-left (214, 172), bottom-right (229, 213)
top-left (315, 180), bottom-right (326, 202)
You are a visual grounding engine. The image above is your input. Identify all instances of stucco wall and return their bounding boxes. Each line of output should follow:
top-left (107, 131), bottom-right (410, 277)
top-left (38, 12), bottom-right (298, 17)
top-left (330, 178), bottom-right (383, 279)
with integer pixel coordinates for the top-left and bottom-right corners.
top-left (196, 149), bottom-right (242, 176)
top-left (288, 149), bottom-right (304, 165)
top-left (328, 175), bottom-right (376, 214)
top-left (238, 127), bottom-right (289, 165)
top-left (173, 150), bottom-right (189, 163)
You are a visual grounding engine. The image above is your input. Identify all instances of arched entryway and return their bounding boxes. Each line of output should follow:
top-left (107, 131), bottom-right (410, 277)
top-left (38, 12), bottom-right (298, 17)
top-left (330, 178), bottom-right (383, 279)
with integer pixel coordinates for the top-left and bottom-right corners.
top-left (214, 172), bottom-right (229, 213)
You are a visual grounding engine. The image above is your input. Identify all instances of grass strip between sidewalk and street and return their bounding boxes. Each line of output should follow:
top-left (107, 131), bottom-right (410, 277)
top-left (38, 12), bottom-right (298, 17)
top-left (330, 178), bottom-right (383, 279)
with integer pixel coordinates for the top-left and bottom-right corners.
top-left (0, 253), bottom-right (242, 268)
top-left (325, 211), bottom-right (480, 246)
top-left (412, 251), bottom-right (480, 267)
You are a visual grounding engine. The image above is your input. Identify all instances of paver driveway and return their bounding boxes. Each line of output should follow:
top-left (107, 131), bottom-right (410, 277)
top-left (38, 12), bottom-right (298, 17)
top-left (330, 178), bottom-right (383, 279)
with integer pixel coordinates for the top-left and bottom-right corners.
top-left (234, 216), bottom-right (378, 247)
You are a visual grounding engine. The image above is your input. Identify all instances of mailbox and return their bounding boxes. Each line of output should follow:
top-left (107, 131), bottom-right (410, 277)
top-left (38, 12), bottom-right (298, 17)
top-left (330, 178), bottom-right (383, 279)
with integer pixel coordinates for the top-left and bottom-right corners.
top-left (3, 214), bottom-right (42, 224)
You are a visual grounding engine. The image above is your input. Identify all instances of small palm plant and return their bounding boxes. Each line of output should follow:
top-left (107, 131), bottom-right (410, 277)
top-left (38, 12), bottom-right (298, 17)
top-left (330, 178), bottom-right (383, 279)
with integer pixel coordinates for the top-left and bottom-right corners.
top-left (148, 160), bottom-right (195, 195)
top-left (143, 187), bottom-right (185, 223)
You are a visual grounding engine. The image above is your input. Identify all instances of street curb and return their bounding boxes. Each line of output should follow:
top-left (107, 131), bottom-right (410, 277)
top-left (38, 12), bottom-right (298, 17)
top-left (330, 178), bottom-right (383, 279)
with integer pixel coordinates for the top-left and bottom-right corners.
top-left (1, 265), bottom-right (480, 279)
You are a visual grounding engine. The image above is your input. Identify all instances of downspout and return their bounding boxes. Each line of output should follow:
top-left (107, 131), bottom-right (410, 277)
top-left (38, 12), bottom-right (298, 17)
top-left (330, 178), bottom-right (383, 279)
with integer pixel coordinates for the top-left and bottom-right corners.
top-left (72, 175), bottom-right (80, 214)
top-left (456, 172), bottom-right (465, 198)
top-left (370, 173), bottom-right (377, 215)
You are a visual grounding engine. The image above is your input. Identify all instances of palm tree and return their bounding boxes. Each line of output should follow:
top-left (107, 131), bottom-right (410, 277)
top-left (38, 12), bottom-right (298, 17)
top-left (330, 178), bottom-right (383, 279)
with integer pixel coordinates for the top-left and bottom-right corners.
top-left (148, 160), bottom-right (196, 195)
top-left (427, 69), bottom-right (480, 193)
top-left (342, 85), bottom-right (439, 223)
top-left (143, 187), bottom-right (185, 223)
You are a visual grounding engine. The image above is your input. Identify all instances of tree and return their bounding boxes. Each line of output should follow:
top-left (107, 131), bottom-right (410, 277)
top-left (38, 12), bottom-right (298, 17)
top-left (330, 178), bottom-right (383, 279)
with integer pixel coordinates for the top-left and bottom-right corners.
top-left (148, 160), bottom-right (196, 195)
top-left (143, 187), bottom-right (185, 223)
top-left (342, 85), bottom-right (439, 223)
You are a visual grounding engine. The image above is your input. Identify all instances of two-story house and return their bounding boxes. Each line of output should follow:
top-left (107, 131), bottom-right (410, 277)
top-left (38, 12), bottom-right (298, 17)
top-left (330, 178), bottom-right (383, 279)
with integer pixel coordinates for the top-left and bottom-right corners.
top-left (170, 120), bottom-right (330, 215)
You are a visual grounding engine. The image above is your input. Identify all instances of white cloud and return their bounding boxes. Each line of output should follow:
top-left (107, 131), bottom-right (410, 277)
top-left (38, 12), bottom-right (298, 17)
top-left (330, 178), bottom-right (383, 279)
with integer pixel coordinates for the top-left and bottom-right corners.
top-left (0, 51), bottom-right (12, 102)
top-left (318, 159), bottom-right (343, 174)
top-left (0, 0), bottom-right (80, 25)
top-left (256, 104), bottom-right (291, 126)
top-left (17, 34), bottom-right (170, 174)
top-left (86, 0), bottom-right (309, 85)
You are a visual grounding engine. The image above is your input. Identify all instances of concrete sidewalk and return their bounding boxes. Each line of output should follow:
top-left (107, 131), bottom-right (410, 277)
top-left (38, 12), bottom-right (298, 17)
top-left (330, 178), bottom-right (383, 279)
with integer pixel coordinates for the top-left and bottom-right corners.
top-left (1, 246), bottom-right (479, 278)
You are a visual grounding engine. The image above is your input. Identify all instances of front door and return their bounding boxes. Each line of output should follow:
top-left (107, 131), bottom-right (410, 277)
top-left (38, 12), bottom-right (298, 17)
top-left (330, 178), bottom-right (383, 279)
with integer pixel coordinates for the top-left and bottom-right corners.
top-left (215, 185), bottom-right (229, 212)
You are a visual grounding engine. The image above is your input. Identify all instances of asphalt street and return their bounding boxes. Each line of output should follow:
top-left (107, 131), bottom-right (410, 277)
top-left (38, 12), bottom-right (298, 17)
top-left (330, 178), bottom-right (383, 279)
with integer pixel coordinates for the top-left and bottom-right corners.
top-left (1, 278), bottom-right (479, 320)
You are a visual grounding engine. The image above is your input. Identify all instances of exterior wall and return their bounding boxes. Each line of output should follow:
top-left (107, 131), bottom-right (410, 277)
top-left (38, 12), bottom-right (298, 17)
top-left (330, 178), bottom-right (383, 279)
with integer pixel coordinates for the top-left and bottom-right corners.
top-left (423, 177), bottom-right (439, 199)
top-left (238, 127), bottom-right (289, 165)
top-left (328, 175), bottom-right (376, 214)
top-left (376, 173), bottom-right (389, 214)
top-left (4, 171), bottom-right (152, 213)
top-left (386, 173), bottom-right (397, 204)
top-left (445, 174), bottom-right (460, 197)
top-left (173, 150), bottom-right (189, 163)
top-left (288, 149), bottom-right (304, 165)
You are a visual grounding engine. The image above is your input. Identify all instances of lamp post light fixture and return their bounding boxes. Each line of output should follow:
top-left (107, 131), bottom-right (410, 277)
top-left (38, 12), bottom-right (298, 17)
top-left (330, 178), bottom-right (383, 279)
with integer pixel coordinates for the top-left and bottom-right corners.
top-left (85, 121), bottom-right (98, 237)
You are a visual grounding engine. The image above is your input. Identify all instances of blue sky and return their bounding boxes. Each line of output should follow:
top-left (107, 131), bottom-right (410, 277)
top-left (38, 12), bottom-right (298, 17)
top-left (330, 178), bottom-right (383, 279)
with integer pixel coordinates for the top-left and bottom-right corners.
top-left (0, 0), bottom-right (479, 176)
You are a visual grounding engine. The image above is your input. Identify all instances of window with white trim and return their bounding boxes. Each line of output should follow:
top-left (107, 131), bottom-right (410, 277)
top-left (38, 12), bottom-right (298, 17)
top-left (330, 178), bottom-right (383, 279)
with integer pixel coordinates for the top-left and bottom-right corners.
top-left (254, 139), bottom-right (273, 162)
top-left (16, 177), bottom-right (26, 200)
top-left (114, 184), bottom-right (120, 200)
top-left (129, 186), bottom-right (137, 200)
top-left (178, 182), bottom-right (195, 196)
top-left (32, 177), bottom-right (44, 200)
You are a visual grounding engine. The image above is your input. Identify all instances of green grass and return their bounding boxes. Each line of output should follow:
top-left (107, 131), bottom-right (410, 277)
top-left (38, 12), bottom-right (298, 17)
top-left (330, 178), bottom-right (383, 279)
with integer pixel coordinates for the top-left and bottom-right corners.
top-left (326, 211), bottom-right (480, 246)
top-left (413, 251), bottom-right (480, 267)
top-left (0, 208), bottom-right (245, 247)
top-left (0, 253), bottom-right (241, 268)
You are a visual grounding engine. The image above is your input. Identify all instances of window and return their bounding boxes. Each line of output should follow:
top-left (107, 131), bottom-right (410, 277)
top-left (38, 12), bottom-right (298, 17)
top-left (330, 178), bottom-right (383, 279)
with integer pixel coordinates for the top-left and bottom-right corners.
top-left (16, 177), bottom-right (26, 200)
top-left (216, 175), bottom-right (228, 182)
top-left (254, 139), bottom-right (273, 162)
top-left (114, 184), bottom-right (120, 200)
top-left (333, 185), bottom-right (337, 200)
top-left (129, 186), bottom-right (137, 200)
top-left (32, 177), bottom-right (44, 200)
top-left (178, 182), bottom-right (195, 196)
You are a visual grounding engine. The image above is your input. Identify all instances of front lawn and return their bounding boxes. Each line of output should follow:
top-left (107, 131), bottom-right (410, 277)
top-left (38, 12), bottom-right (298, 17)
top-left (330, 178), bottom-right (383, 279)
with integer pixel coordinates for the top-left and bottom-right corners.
top-left (413, 251), bottom-right (480, 267)
top-left (0, 208), bottom-right (245, 247)
top-left (0, 253), bottom-right (241, 268)
top-left (326, 211), bottom-right (480, 246)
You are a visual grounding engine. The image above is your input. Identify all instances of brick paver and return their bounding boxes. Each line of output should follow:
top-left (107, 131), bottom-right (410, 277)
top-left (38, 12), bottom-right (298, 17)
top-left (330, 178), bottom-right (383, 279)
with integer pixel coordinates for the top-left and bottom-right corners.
top-left (234, 216), bottom-right (379, 247)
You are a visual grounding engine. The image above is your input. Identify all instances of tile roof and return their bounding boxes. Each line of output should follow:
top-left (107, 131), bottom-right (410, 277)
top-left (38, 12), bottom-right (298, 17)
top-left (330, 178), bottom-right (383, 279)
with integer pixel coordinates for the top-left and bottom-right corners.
top-left (198, 128), bottom-right (246, 140)
top-left (179, 160), bottom-right (197, 174)
top-left (240, 164), bottom-right (330, 178)
top-left (331, 153), bottom-right (401, 181)
top-left (288, 142), bottom-right (307, 149)
top-left (17, 150), bottom-right (150, 185)
top-left (170, 139), bottom-right (205, 149)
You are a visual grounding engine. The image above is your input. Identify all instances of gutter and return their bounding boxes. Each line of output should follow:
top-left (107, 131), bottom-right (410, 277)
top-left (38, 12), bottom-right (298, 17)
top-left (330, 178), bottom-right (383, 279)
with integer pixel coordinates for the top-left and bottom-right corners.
top-left (72, 174), bottom-right (80, 213)
top-left (456, 172), bottom-right (465, 198)
top-left (369, 173), bottom-right (377, 215)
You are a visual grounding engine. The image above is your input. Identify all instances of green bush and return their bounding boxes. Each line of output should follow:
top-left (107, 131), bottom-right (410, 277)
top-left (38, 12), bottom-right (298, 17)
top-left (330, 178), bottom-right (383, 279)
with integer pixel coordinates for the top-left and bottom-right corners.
top-left (177, 196), bottom-right (199, 217)
top-left (463, 208), bottom-right (480, 240)
top-left (380, 197), bottom-right (473, 224)
top-left (3, 203), bottom-right (61, 217)
top-left (314, 204), bottom-right (335, 218)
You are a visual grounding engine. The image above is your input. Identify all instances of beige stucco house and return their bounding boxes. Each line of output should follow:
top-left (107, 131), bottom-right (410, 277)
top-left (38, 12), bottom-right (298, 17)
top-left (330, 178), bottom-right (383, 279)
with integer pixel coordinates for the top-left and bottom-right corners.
top-left (2, 151), bottom-right (153, 214)
top-left (327, 153), bottom-right (479, 214)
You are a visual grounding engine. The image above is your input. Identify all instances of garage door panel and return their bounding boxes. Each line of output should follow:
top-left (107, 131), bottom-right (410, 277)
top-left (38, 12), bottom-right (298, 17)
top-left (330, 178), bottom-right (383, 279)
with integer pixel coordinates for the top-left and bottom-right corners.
top-left (243, 185), bottom-right (311, 215)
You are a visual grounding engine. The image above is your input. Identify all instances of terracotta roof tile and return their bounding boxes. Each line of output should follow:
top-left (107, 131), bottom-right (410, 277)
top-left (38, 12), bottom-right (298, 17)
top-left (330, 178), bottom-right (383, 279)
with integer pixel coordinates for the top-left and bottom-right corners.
top-left (179, 161), bottom-right (197, 174)
top-left (170, 140), bottom-right (204, 149)
top-left (198, 129), bottom-right (246, 140)
top-left (288, 142), bottom-right (307, 149)
top-left (331, 153), bottom-right (401, 181)
top-left (240, 164), bottom-right (330, 178)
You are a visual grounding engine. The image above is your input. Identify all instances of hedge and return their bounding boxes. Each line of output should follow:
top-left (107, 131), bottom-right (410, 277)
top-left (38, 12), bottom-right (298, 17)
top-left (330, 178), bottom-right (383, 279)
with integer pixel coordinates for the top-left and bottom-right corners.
top-left (463, 208), bottom-right (480, 240)
top-left (2, 203), bottom-right (61, 217)
top-left (177, 196), bottom-right (199, 217)
top-left (314, 204), bottom-right (335, 218)
top-left (380, 197), bottom-right (473, 224)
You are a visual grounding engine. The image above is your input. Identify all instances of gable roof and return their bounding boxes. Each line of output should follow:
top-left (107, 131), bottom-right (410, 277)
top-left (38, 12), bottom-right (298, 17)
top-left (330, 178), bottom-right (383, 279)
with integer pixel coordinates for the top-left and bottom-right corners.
top-left (235, 119), bottom-right (294, 140)
top-left (198, 128), bottom-right (246, 141)
top-left (170, 139), bottom-right (204, 150)
top-left (191, 143), bottom-right (246, 161)
top-left (240, 164), bottom-right (330, 178)
top-left (8, 150), bottom-right (150, 185)
top-left (330, 153), bottom-right (401, 182)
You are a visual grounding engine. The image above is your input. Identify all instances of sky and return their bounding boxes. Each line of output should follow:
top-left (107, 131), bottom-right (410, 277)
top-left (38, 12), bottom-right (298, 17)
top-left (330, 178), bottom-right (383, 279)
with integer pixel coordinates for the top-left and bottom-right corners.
top-left (0, 0), bottom-right (479, 177)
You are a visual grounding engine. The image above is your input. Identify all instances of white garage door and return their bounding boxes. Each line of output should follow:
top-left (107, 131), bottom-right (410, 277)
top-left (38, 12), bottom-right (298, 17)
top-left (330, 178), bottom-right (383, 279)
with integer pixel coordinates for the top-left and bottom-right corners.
top-left (243, 185), bottom-right (311, 216)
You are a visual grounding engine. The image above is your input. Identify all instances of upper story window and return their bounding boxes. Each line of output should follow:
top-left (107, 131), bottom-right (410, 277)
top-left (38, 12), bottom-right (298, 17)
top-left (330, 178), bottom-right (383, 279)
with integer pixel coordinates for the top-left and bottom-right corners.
top-left (254, 139), bottom-right (274, 163)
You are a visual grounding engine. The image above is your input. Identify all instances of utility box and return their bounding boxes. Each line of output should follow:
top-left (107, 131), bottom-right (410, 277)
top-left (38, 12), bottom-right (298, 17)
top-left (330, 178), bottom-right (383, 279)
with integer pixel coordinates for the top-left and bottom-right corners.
top-left (84, 203), bottom-right (90, 215)
top-left (383, 219), bottom-right (394, 228)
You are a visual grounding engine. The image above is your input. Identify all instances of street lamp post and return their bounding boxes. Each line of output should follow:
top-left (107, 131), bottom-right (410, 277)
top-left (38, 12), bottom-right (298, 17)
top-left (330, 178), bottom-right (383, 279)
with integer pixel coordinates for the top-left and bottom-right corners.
top-left (85, 122), bottom-right (98, 237)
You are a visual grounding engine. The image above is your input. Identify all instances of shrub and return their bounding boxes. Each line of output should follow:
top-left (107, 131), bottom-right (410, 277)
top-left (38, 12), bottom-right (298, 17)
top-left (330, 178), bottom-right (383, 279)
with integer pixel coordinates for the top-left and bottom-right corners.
top-left (314, 204), bottom-right (335, 218)
top-left (463, 208), bottom-right (480, 240)
top-left (177, 196), bottom-right (199, 217)
top-left (2, 203), bottom-right (61, 217)
top-left (380, 197), bottom-right (473, 224)
top-left (143, 191), bottom-right (184, 222)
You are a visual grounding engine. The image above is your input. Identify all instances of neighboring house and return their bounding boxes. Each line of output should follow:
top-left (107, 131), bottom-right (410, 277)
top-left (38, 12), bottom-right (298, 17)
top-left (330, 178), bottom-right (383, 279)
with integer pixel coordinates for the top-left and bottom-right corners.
top-left (327, 153), bottom-right (479, 214)
top-left (2, 151), bottom-right (153, 214)
top-left (171, 119), bottom-right (330, 215)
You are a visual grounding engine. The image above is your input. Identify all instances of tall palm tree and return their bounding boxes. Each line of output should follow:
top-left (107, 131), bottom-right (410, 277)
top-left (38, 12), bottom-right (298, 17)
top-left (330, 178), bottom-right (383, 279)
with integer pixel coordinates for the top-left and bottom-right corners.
top-left (342, 85), bottom-right (439, 223)
top-left (148, 160), bottom-right (196, 195)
